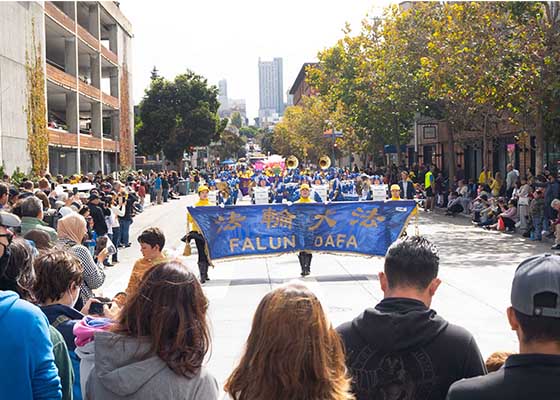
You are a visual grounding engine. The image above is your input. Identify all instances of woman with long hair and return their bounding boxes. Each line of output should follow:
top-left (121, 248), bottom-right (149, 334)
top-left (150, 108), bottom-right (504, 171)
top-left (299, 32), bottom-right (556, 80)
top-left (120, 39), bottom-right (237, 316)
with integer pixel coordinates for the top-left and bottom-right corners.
top-left (86, 261), bottom-right (218, 399)
top-left (224, 282), bottom-right (354, 400)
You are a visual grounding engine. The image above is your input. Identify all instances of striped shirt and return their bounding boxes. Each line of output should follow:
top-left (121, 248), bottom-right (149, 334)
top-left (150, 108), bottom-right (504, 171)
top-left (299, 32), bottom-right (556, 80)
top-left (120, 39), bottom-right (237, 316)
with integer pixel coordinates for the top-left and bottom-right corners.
top-left (57, 239), bottom-right (106, 303)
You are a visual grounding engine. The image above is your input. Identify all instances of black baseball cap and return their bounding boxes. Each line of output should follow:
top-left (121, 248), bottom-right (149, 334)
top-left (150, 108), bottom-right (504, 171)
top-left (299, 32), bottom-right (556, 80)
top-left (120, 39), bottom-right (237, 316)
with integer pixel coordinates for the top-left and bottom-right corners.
top-left (512, 254), bottom-right (560, 318)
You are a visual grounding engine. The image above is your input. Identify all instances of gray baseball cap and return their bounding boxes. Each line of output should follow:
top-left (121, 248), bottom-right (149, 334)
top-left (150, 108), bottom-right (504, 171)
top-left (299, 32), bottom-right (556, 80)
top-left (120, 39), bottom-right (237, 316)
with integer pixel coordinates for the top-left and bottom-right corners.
top-left (0, 212), bottom-right (21, 228)
top-left (511, 254), bottom-right (560, 318)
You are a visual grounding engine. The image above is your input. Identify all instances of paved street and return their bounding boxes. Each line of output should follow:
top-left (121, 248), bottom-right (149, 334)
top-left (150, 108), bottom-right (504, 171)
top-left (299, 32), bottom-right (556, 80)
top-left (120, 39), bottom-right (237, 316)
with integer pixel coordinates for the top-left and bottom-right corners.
top-left (101, 195), bottom-right (554, 385)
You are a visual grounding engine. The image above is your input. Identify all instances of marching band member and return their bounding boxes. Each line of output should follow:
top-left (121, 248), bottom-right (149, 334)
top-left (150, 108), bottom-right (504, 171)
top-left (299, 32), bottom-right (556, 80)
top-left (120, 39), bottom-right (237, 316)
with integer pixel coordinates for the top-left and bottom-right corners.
top-left (186, 185), bottom-right (212, 283)
top-left (296, 183), bottom-right (313, 276)
top-left (360, 174), bottom-right (373, 201)
top-left (390, 184), bottom-right (402, 201)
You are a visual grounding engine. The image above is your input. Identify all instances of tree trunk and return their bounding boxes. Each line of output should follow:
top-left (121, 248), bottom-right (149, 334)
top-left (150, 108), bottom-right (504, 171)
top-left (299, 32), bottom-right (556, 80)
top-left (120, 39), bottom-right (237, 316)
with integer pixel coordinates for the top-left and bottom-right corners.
top-left (447, 122), bottom-right (455, 180)
top-left (535, 105), bottom-right (544, 175)
top-left (394, 114), bottom-right (401, 166)
top-left (483, 112), bottom-right (489, 173)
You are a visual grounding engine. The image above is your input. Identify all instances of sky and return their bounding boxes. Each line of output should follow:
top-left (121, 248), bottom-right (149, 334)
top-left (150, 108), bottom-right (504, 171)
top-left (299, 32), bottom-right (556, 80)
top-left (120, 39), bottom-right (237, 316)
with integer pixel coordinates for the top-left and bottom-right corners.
top-left (120, 0), bottom-right (394, 122)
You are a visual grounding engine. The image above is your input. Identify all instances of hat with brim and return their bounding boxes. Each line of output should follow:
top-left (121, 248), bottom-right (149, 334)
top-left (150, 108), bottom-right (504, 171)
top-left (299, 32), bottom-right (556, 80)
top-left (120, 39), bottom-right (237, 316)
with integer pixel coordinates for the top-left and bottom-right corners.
top-left (0, 212), bottom-right (21, 228)
top-left (198, 185), bottom-right (209, 193)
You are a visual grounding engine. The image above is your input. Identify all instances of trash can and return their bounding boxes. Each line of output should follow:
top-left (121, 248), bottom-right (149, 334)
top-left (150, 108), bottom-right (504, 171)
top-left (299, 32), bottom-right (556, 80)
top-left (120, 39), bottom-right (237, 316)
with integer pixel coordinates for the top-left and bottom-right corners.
top-left (177, 179), bottom-right (187, 195)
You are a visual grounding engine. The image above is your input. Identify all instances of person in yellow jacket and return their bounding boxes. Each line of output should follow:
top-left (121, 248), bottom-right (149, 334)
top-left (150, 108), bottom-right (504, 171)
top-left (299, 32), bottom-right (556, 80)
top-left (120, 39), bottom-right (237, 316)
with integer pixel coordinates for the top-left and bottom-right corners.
top-left (390, 184), bottom-right (402, 201)
top-left (296, 183), bottom-right (313, 276)
top-left (489, 171), bottom-right (502, 198)
top-left (478, 167), bottom-right (492, 185)
top-left (186, 185), bottom-right (212, 283)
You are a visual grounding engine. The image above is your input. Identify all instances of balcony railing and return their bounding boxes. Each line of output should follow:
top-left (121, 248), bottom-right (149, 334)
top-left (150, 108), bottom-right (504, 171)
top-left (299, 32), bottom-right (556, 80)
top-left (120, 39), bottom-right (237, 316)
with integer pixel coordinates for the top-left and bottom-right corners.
top-left (103, 138), bottom-right (119, 152)
top-left (78, 80), bottom-right (100, 100)
top-left (102, 93), bottom-right (119, 109)
top-left (77, 24), bottom-right (99, 50)
top-left (49, 128), bottom-right (78, 148)
top-left (101, 46), bottom-right (118, 65)
top-left (45, 2), bottom-right (75, 33)
top-left (46, 64), bottom-right (77, 90)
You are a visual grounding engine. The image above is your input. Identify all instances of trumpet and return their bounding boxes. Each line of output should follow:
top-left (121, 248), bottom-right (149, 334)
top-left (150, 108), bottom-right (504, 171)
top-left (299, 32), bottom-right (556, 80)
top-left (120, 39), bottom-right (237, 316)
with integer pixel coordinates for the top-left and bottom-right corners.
top-left (319, 155), bottom-right (331, 170)
top-left (286, 155), bottom-right (299, 170)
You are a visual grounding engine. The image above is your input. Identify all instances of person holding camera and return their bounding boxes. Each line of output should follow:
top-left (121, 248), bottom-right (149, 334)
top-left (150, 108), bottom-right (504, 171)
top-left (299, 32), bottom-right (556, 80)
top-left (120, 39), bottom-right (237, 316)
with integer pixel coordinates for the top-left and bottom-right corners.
top-left (56, 213), bottom-right (107, 310)
top-left (108, 192), bottom-right (125, 264)
top-left (35, 250), bottom-right (120, 400)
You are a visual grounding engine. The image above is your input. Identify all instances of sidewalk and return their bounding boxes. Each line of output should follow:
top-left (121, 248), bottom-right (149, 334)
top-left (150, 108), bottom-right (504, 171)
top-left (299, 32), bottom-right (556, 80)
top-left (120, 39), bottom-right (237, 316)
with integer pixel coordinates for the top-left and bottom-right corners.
top-left (431, 206), bottom-right (557, 252)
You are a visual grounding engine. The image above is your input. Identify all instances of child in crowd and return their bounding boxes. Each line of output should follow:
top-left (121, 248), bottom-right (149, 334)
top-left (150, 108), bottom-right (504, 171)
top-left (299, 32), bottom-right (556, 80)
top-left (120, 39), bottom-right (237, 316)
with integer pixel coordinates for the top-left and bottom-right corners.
top-left (485, 351), bottom-right (514, 373)
top-left (125, 227), bottom-right (167, 296)
top-left (529, 189), bottom-right (545, 241)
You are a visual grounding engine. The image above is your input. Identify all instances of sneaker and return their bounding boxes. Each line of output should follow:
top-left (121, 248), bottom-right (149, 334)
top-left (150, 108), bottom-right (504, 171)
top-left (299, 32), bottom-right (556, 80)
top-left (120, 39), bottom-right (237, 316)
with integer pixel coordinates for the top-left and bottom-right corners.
top-left (551, 244), bottom-right (560, 250)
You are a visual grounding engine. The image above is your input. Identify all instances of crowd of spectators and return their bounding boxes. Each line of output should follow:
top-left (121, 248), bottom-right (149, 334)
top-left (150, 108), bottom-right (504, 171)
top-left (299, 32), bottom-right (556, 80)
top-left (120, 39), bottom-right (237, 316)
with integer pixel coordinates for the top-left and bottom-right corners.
top-left (1, 212), bottom-right (559, 399)
top-left (1, 166), bottom-right (559, 399)
top-left (381, 161), bottom-right (560, 248)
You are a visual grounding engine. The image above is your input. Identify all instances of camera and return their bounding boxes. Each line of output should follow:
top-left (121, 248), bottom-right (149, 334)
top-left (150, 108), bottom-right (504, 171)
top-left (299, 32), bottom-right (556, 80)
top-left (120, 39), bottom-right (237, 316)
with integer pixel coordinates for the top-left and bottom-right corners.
top-left (88, 296), bottom-right (112, 315)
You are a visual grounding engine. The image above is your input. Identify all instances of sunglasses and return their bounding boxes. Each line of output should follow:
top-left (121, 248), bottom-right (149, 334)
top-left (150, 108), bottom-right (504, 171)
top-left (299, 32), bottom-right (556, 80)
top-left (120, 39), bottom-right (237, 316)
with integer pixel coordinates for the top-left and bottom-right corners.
top-left (0, 231), bottom-right (14, 245)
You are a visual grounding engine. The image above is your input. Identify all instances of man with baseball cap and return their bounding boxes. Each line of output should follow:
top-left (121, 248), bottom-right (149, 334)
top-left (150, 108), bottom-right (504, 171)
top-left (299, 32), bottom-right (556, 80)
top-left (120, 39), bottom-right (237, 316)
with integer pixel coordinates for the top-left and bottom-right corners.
top-left (296, 183), bottom-right (314, 276)
top-left (448, 254), bottom-right (560, 399)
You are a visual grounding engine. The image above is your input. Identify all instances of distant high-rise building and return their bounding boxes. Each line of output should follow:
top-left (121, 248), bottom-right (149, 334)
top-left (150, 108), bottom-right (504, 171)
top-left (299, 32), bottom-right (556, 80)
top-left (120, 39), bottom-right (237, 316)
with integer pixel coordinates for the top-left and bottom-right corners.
top-left (258, 57), bottom-right (284, 122)
top-left (218, 79), bottom-right (228, 112)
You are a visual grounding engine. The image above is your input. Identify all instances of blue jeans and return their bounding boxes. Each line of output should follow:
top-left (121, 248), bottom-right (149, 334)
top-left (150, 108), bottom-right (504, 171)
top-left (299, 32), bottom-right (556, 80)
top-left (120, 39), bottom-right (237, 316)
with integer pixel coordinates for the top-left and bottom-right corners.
top-left (533, 216), bottom-right (543, 240)
top-left (110, 227), bottom-right (120, 262)
top-left (119, 219), bottom-right (132, 246)
top-left (163, 188), bottom-right (169, 202)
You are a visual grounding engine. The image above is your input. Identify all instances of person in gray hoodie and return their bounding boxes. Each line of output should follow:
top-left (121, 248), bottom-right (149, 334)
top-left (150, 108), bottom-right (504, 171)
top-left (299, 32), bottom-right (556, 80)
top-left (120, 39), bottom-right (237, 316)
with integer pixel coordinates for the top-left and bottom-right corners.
top-left (85, 261), bottom-right (219, 400)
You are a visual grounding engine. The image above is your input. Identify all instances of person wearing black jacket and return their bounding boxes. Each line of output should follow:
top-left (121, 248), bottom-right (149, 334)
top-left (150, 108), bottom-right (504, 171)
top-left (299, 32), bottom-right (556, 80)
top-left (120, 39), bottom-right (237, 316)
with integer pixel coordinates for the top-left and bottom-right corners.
top-left (337, 236), bottom-right (486, 400)
top-left (119, 191), bottom-right (138, 247)
top-left (447, 254), bottom-right (560, 400)
top-left (88, 193), bottom-right (110, 237)
top-left (398, 171), bottom-right (415, 200)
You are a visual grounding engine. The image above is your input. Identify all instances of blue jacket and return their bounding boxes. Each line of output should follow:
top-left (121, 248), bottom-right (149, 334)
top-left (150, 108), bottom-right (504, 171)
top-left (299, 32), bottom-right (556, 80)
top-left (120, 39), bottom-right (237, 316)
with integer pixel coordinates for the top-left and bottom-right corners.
top-left (41, 304), bottom-right (84, 400)
top-left (0, 291), bottom-right (62, 399)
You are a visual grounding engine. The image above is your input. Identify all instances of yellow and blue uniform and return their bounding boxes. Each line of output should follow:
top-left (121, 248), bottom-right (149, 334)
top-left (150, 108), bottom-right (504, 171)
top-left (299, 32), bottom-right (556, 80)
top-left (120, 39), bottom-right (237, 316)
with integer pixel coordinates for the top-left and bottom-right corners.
top-left (187, 186), bottom-right (212, 283)
top-left (296, 184), bottom-right (313, 276)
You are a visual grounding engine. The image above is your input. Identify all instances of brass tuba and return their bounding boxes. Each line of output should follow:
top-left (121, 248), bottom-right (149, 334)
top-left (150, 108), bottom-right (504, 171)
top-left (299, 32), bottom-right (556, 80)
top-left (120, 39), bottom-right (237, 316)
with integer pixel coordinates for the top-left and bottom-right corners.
top-left (286, 155), bottom-right (299, 170)
top-left (216, 181), bottom-right (230, 195)
top-left (319, 155), bottom-right (331, 170)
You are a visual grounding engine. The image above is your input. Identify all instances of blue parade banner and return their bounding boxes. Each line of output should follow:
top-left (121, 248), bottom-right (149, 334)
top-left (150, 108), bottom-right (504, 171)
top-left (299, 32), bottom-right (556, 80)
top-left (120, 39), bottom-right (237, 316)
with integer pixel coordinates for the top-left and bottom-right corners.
top-left (188, 201), bottom-right (417, 260)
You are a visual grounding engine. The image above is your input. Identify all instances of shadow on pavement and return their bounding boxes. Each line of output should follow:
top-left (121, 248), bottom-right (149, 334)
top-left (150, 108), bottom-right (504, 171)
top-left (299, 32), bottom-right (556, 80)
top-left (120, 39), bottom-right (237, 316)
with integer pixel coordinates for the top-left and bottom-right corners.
top-left (204, 274), bottom-right (379, 287)
top-left (419, 213), bottom-right (544, 269)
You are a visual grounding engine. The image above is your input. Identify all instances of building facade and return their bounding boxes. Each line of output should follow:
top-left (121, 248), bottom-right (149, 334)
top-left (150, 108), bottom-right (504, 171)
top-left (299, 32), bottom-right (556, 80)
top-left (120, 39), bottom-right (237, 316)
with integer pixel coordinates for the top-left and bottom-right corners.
top-left (218, 78), bottom-right (228, 114)
top-left (258, 57), bottom-right (284, 122)
top-left (0, 1), bottom-right (133, 176)
top-left (288, 62), bottom-right (317, 106)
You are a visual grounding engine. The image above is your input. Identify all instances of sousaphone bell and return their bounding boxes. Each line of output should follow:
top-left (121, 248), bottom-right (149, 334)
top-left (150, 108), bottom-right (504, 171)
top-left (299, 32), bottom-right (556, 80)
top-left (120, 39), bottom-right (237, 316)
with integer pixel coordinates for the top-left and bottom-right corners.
top-left (319, 155), bottom-right (331, 170)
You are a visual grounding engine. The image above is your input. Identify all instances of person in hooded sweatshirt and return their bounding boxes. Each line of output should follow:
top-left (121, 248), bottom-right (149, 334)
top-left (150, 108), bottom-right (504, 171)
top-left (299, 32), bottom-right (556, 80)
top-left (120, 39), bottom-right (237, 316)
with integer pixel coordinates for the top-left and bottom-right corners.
top-left (337, 236), bottom-right (486, 400)
top-left (86, 261), bottom-right (219, 400)
top-left (0, 212), bottom-right (62, 399)
top-left (34, 250), bottom-right (114, 400)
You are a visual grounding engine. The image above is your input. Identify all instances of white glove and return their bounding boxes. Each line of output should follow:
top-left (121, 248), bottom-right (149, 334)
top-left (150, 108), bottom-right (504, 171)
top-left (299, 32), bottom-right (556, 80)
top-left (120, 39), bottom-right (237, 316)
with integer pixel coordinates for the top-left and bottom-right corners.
top-left (219, 203), bottom-right (225, 208)
top-left (287, 201), bottom-right (293, 206)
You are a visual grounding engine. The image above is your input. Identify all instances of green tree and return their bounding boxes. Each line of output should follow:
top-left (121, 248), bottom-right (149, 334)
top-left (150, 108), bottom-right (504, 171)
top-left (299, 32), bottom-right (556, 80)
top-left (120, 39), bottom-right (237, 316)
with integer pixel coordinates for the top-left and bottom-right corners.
top-left (230, 112), bottom-right (242, 129)
top-left (216, 129), bottom-right (246, 160)
top-left (136, 71), bottom-right (225, 164)
top-left (259, 130), bottom-right (275, 155)
top-left (239, 125), bottom-right (258, 138)
top-left (272, 96), bottom-right (331, 162)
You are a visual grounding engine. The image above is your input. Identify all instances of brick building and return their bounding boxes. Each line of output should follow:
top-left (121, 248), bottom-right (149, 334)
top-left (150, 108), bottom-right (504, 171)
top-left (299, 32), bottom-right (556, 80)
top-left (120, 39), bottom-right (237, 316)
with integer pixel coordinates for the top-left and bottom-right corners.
top-left (0, 1), bottom-right (134, 176)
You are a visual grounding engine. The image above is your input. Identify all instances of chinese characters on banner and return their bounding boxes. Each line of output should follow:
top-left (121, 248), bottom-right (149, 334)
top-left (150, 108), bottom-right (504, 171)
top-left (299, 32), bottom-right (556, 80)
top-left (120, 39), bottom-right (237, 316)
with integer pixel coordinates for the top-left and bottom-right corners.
top-left (187, 201), bottom-right (417, 260)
